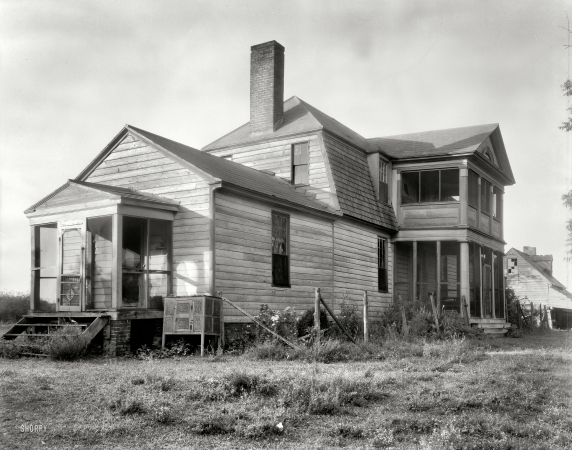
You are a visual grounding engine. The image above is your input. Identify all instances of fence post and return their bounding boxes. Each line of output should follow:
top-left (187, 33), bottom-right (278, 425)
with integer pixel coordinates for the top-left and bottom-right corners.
top-left (216, 290), bottom-right (224, 351)
top-left (363, 291), bottom-right (369, 344)
top-left (314, 288), bottom-right (321, 347)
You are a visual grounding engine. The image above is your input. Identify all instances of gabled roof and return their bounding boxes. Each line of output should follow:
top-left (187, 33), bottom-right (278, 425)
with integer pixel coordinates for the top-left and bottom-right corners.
top-left (202, 96), bottom-right (369, 151)
top-left (367, 124), bottom-right (498, 158)
top-left (508, 248), bottom-right (568, 291)
top-left (122, 126), bottom-right (338, 215)
top-left (368, 123), bottom-right (515, 185)
top-left (25, 179), bottom-right (179, 214)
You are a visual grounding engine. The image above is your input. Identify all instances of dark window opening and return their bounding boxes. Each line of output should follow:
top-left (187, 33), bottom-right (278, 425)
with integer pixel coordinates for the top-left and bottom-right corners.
top-left (481, 179), bottom-right (491, 215)
top-left (440, 242), bottom-right (460, 313)
top-left (401, 169), bottom-right (459, 204)
top-left (272, 212), bottom-right (290, 287)
top-left (468, 170), bottom-right (479, 208)
top-left (292, 142), bottom-right (309, 185)
top-left (378, 237), bottom-right (388, 292)
top-left (379, 157), bottom-right (389, 203)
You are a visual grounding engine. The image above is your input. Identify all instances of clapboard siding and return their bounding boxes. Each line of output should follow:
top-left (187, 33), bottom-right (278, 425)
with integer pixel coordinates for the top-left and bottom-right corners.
top-left (207, 133), bottom-right (335, 208)
top-left (214, 191), bottom-right (334, 322)
top-left (506, 250), bottom-right (572, 310)
top-left (85, 133), bottom-right (212, 296)
top-left (401, 203), bottom-right (459, 228)
top-left (333, 220), bottom-right (392, 318)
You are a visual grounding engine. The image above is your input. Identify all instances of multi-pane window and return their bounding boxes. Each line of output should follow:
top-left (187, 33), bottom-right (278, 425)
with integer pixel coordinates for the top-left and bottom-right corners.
top-left (481, 179), bottom-right (491, 215)
top-left (122, 217), bottom-right (172, 308)
top-left (292, 142), bottom-right (309, 185)
top-left (31, 223), bottom-right (58, 312)
top-left (271, 212), bottom-right (290, 287)
top-left (468, 170), bottom-right (479, 208)
top-left (379, 157), bottom-right (389, 203)
top-left (378, 237), bottom-right (388, 292)
top-left (401, 169), bottom-right (459, 204)
top-left (493, 186), bottom-right (502, 221)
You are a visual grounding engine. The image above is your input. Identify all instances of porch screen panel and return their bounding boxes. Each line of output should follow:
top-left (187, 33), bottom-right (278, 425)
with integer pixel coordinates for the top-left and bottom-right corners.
top-left (60, 228), bottom-right (82, 307)
top-left (401, 172), bottom-right (419, 203)
top-left (468, 170), bottom-right (479, 208)
top-left (122, 217), bottom-right (147, 307)
top-left (469, 243), bottom-right (481, 317)
top-left (416, 242), bottom-right (437, 303)
top-left (420, 171), bottom-right (439, 203)
top-left (494, 251), bottom-right (504, 318)
top-left (87, 216), bottom-right (113, 309)
top-left (394, 243), bottom-right (412, 301)
top-left (440, 242), bottom-right (460, 312)
top-left (148, 219), bottom-right (172, 309)
top-left (33, 224), bottom-right (57, 311)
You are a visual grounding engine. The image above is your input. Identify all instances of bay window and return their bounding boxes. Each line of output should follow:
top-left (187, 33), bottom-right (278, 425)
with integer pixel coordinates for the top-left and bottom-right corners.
top-left (401, 169), bottom-right (459, 204)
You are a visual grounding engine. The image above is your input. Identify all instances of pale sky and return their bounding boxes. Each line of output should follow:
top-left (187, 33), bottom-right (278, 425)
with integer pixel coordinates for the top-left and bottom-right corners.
top-left (1, 0), bottom-right (571, 292)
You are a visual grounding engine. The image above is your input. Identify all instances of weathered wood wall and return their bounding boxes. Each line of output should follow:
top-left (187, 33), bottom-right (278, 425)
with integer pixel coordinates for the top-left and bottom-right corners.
top-left (85, 133), bottom-right (212, 296)
top-left (206, 133), bottom-right (335, 207)
top-left (213, 190), bottom-right (334, 322)
top-left (333, 220), bottom-right (393, 318)
top-left (505, 251), bottom-right (572, 309)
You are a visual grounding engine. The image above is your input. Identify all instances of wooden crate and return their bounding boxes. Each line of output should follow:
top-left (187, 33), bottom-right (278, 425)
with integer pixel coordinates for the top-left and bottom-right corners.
top-left (162, 296), bottom-right (222, 355)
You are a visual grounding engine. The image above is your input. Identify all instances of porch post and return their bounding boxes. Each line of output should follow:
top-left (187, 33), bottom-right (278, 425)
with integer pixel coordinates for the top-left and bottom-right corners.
top-left (412, 241), bottom-right (417, 301)
top-left (459, 168), bottom-right (468, 226)
top-left (478, 245), bottom-right (483, 318)
top-left (436, 241), bottom-right (441, 307)
top-left (460, 242), bottom-right (470, 318)
top-left (30, 226), bottom-right (38, 311)
top-left (111, 214), bottom-right (123, 310)
top-left (491, 250), bottom-right (496, 319)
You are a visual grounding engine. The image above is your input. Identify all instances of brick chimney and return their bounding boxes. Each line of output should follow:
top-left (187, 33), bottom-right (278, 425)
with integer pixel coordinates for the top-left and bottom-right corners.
top-left (250, 41), bottom-right (285, 135)
top-left (523, 246), bottom-right (536, 256)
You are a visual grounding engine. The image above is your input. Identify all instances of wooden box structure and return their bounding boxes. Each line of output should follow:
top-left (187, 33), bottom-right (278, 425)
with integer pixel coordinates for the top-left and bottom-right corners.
top-left (162, 296), bottom-right (223, 355)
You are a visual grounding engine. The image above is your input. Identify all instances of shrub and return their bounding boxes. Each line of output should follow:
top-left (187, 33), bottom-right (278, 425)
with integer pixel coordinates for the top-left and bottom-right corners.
top-left (0, 339), bottom-right (27, 358)
top-left (0, 291), bottom-right (29, 323)
top-left (255, 304), bottom-right (298, 344)
top-left (297, 307), bottom-right (329, 337)
top-left (135, 339), bottom-right (191, 360)
top-left (225, 371), bottom-right (260, 396)
top-left (42, 326), bottom-right (88, 361)
top-left (326, 300), bottom-right (362, 341)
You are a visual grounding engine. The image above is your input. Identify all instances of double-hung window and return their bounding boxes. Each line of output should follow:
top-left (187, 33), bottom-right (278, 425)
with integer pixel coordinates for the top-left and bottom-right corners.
top-left (292, 142), bottom-right (309, 185)
top-left (271, 212), bottom-right (290, 287)
top-left (492, 186), bottom-right (502, 221)
top-left (378, 237), bottom-right (388, 292)
top-left (481, 179), bottom-right (491, 215)
top-left (379, 157), bottom-right (389, 203)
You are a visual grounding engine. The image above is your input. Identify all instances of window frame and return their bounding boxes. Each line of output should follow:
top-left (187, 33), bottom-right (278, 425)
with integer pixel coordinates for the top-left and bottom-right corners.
top-left (400, 168), bottom-right (460, 205)
top-left (291, 142), bottom-right (310, 186)
top-left (481, 179), bottom-right (491, 216)
top-left (379, 156), bottom-right (389, 203)
top-left (378, 237), bottom-right (388, 292)
top-left (468, 170), bottom-right (479, 208)
top-left (271, 211), bottom-right (291, 288)
top-left (492, 186), bottom-right (502, 221)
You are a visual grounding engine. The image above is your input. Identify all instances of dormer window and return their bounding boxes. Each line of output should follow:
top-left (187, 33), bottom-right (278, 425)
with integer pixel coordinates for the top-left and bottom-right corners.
top-left (292, 142), bottom-right (309, 185)
top-left (379, 157), bottom-right (389, 203)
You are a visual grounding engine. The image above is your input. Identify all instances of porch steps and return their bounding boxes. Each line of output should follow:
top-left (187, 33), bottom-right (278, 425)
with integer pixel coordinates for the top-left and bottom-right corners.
top-left (470, 318), bottom-right (510, 337)
top-left (1, 315), bottom-right (110, 355)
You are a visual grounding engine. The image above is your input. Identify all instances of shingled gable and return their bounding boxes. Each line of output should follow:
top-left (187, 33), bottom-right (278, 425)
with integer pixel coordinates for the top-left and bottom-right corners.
top-left (25, 179), bottom-right (179, 215)
top-left (508, 248), bottom-right (569, 292)
top-left (368, 124), bottom-right (515, 185)
top-left (202, 96), bottom-right (398, 231)
top-left (75, 125), bottom-right (337, 216)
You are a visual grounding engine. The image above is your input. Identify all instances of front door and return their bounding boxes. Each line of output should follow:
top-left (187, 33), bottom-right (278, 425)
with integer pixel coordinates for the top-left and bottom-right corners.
top-left (58, 225), bottom-right (85, 312)
top-left (482, 264), bottom-right (492, 317)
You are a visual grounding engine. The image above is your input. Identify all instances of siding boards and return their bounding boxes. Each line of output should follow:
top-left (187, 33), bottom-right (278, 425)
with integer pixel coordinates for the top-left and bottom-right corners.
top-left (333, 220), bottom-right (392, 317)
top-left (85, 133), bottom-right (212, 296)
top-left (214, 191), bottom-right (334, 322)
top-left (208, 134), bottom-right (335, 208)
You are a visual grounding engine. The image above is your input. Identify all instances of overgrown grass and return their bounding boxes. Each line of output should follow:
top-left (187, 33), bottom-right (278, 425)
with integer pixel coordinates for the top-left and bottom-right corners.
top-left (1, 331), bottom-right (571, 449)
top-left (0, 291), bottom-right (29, 323)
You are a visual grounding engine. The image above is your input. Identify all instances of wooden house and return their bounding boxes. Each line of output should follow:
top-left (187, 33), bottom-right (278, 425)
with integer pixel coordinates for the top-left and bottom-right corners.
top-left (505, 247), bottom-right (572, 328)
top-left (6, 40), bottom-right (515, 354)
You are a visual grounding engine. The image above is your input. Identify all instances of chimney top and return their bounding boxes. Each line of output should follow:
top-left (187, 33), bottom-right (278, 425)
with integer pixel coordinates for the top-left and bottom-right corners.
top-left (250, 40), bottom-right (285, 135)
top-left (523, 246), bottom-right (536, 256)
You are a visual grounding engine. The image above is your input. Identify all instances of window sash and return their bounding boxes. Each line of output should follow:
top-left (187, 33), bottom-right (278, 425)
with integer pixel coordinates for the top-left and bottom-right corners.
top-left (272, 212), bottom-right (290, 286)
top-left (378, 237), bottom-right (388, 292)
top-left (401, 169), bottom-right (459, 204)
top-left (292, 142), bottom-right (309, 185)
